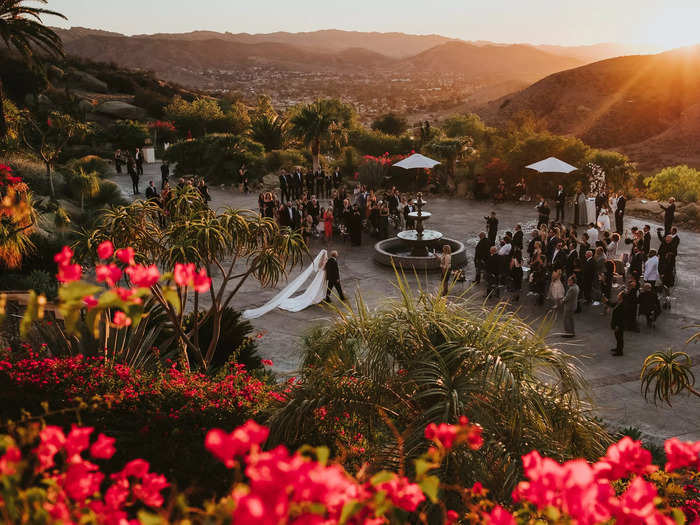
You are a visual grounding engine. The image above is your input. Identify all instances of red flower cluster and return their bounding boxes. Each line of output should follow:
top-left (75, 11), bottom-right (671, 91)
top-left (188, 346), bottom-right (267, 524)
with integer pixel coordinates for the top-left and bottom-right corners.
top-left (206, 420), bottom-right (425, 523)
top-left (31, 425), bottom-right (168, 523)
top-left (424, 416), bottom-right (483, 451)
top-left (54, 246), bottom-right (82, 283)
top-left (147, 120), bottom-right (176, 133)
top-left (0, 163), bottom-right (23, 186)
top-left (173, 262), bottom-right (211, 292)
top-left (362, 152), bottom-right (409, 166)
top-left (512, 436), bottom-right (677, 525)
top-left (665, 438), bottom-right (700, 472)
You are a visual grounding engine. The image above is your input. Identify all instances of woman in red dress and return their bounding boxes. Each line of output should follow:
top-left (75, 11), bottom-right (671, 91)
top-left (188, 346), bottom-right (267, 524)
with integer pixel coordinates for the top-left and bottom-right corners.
top-left (323, 206), bottom-right (334, 242)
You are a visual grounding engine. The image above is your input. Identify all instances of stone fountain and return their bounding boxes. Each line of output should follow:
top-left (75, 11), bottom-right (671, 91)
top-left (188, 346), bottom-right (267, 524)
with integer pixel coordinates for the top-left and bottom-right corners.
top-left (374, 193), bottom-right (466, 271)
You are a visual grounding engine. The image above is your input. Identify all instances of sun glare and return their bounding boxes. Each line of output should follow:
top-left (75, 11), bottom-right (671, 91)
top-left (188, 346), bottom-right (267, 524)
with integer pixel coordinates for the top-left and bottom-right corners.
top-left (644, 8), bottom-right (700, 52)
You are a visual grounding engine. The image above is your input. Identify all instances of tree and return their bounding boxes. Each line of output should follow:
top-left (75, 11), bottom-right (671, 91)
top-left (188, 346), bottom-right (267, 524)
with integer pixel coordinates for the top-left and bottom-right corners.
top-left (19, 111), bottom-right (90, 199)
top-left (164, 96), bottom-right (224, 138)
top-left (251, 113), bottom-right (286, 150)
top-left (0, 163), bottom-right (36, 268)
top-left (288, 99), bottom-right (354, 171)
top-left (442, 113), bottom-right (487, 142)
top-left (426, 137), bottom-right (475, 190)
top-left (0, 0), bottom-right (65, 139)
top-left (105, 120), bottom-right (150, 150)
top-left (371, 112), bottom-right (408, 136)
top-left (644, 165), bottom-right (700, 203)
top-left (641, 349), bottom-right (700, 406)
top-left (76, 186), bottom-right (306, 371)
top-left (71, 168), bottom-right (100, 211)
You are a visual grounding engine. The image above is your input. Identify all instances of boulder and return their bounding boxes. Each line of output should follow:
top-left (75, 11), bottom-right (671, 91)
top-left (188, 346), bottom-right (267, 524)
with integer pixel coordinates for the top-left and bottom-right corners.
top-left (95, 101), bottom-right (147, 120)
top-left (47, 65), bottom-right (64, 80)
top-left (36, 93), bottom-right (53, 106)
top-left (78, 99), bottom-right (94, 114)
top-left (67, 68), bottom-right (108, 93)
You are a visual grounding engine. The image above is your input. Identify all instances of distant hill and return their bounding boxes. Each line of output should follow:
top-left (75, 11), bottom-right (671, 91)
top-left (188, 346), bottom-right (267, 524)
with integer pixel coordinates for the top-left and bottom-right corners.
top-left (478, 46), bottom-right (700, 170)
top-left (534, 43), bottom-right (640, 62)
top-left (401, 41), bottom-right (583, 83)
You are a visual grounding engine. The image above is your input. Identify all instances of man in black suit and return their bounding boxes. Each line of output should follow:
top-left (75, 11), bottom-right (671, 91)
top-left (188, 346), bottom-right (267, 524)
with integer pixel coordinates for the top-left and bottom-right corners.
top-left (485, 246), bottom-right (500, 298)
top-left (473, 231), bottom-right (491, 283)
top-left (512, 224), bottom-right (523, 251)
top-left (485, 211), bottom-right (498, 246)
top-left (610, 292), bottom-right (625, 356)
top-left (582, 250), bottom-right (595, 303)
top-left (615, 192), bottom-right (626, 233)
top-left (660, 198), bottom-right (675, 234)
top-left (554, 185), bottom-right (566, 222)
top-left (642, 225), bottom-right (651, 256)
top-left (325, 250), bottom-right (346, 302)
top-left (279, 171), bottom-right (290, 203)
top-left (551, 241), bottom-right (567, 271)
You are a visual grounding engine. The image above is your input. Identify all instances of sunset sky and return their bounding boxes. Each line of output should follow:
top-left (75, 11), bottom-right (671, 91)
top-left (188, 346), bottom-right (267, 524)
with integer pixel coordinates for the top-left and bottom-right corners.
top-left (49, 0), bottom-right (699, 51)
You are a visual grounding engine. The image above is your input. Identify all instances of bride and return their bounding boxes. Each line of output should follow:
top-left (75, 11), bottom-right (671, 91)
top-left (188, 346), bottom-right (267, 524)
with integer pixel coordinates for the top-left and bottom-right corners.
top-left (242, 250), bottom-right (328, 319)
top-left (597, 207), bottom-right (611, 232)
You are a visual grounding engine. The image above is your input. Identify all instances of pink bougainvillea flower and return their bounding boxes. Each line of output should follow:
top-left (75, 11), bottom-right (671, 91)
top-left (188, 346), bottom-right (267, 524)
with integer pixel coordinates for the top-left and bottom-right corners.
top-left (65, 425), bottom-right (94, 460)
top-left (486, 505), bottom-right (516, 525)
top-left (664, 437), bottom-right (700, 472)
top-left (205, 420), bottom-right (269, 467)
top-left (113, 458), bottom-right (151, 480)
top-left (471, 481), bottom-right (486, 496)
top-left (133, 472), bottom-right (169, 507)
top-left (96, 264), bottom-right (123, 287)
top-left (0, 446), bottom-right (21, 476)
top-left (57, 263), bottom-right (82, 283)
top-left (174, 263), bottom-right (211, 292)
top-left (376, 475), bottom-right (426, 512)
top-left (90, 434), bottom-right (116, 460)
top-left (54, 246), bottom-right (74, 267)
top-left (63, 460), bottom-right (104, 502)
top-left (125, 264), bottom-right (160, 288)
top-left (115, 247), bottom-right (136, 265)
top-left (83, 295), bottom-right (98, 309)
top-left (36, 426), bottom-right (67, 472)
top-left (112, 311), bottom-right (132, 328)
top-left (425, 422), bottom-right (459, 450)
top-left (261, 359), bottom-right (273, 366)
top-left (97, 240), bottom-right (114, 260)
top-left (596, 436), bottom-right (656, 481)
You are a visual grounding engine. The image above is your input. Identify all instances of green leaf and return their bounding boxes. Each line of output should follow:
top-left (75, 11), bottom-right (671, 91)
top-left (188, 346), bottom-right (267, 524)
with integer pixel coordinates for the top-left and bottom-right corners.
top-left (418, 475), bottom-right (440, 503)
top-left (671, 508), bottom-right (685, 525)
top-left (414, 458), bottom-right (437, 479)
top-left (59, 281), bottom-right (102, 303)
top-left (339, 500), bottom-right (363, 524)
top-left (137, 511), bottom-right (165, 525)
top-left (370, 471), bottom-right (395, 486)
top-left (162, 287), bottom-right (181, 314)
top-left (315, 446), bottom-right (330, 466)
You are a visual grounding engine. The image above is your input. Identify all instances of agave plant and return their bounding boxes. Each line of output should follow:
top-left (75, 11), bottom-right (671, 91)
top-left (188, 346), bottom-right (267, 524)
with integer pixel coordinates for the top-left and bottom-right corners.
top-left (641, 349), bottom-right (699, 406)
top-left (269, 273), bottom-right (610, 500)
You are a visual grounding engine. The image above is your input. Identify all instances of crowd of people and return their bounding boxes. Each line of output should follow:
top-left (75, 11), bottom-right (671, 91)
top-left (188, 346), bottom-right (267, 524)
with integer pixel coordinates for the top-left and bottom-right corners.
top-left (471, 187), bottom-right (680, 356)
top-left (114, 148), bottom-right (146, 195)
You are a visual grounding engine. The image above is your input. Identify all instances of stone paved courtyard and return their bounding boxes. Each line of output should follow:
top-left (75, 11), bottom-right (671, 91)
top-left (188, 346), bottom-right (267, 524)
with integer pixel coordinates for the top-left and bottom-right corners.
top-left (112, 164), bottom-right (700, 442)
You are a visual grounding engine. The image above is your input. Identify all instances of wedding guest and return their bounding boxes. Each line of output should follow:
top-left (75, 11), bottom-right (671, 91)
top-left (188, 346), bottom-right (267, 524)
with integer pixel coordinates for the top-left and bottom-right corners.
top-left (485, 211), bottom-right (498, 246)
top-left (562, 275), bottom-right (579, 338)
top-left (638, 283), bottom-right (661, 329)
top-left (548, 268), bottom-right (565, 310)
top-left (323, 204), bottom-right (334, 242)
top-left (160, 161), bottom-right (169, 189)
top-left (324, 250), bottom-right (346, 302)
top-left (660, 197), bottom-right (675, 234)
top-left (512, 224), bottom-right (524, 251)
top-left (127, 156), bottom-right (139, 195)
top-left (145, 180), bottom-right (158, 201)
top-left (554, 184), bottom-right (566, 222)
top-left (473, 231), bottom-right (490, 283)
top-left (509, 249), bottom-right (523, 302)
top-left (436, 244), bottom-right (452, 296)
top-left (643, 249), bottom-right (660, 288)
top-left (615, 192), bottom-right (626, 233)
top-left (610, 292), bottom-right (625, 356)
top-left (135, 148), bottom-right (144, 176)
top-left (536, 198), bottom-right (550, 228)
top-left (114, 149), bottom-right (123, 174)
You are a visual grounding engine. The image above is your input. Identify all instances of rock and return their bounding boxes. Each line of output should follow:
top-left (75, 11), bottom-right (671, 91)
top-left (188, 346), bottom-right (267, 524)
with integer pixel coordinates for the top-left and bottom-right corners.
top-left (47, 65), bottom-right (64, 80)
top-left (95, 101), bottom-right (147, 120)
top-left (67, 68), bottom-right (108, 93)
top-left (36, 93), bottom-right (53, 106)
top-left (78, 99), bottom-right (94, 114)
top-left (262, 173), bottom-right (279, 189)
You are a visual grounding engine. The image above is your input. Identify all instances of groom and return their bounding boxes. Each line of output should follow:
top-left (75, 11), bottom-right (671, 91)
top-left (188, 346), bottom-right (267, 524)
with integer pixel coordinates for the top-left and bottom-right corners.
top-left (325, 250), bottom-right (346, 302)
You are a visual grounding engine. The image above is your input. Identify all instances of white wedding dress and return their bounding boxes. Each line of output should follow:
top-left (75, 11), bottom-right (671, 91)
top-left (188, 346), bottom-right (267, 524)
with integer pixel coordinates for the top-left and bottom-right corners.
top-left (242, 250), bottom-right (328, 320)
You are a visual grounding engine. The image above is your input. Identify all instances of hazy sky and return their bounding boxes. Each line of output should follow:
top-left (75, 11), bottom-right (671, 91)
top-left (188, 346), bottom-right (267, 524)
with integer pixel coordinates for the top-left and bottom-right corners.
top-left (47, 0), bottom-right (700, 50)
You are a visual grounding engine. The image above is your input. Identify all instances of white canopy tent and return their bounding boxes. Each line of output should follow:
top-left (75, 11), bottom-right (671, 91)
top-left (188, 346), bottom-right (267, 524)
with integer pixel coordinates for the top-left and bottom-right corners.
top-left (393, 153), bottom-right (441, 170)
top-left (525, 157), bottom-right (577, 173)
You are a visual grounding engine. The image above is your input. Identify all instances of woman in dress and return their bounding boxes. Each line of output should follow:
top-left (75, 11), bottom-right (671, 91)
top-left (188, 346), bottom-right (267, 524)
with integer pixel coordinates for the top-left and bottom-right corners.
top-left (548, 268), bottom-right (565, 309)
top-left (597, 207), bottom-right (611, 232)
top-left (436, 244), bottom-right (452, 296)
top-left (323, 204), bottom-right (334, 242)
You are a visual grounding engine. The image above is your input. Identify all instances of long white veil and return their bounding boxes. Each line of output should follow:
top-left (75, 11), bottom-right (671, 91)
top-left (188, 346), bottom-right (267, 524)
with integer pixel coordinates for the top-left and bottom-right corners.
top-left (242, 250), bottom-right (328, 320)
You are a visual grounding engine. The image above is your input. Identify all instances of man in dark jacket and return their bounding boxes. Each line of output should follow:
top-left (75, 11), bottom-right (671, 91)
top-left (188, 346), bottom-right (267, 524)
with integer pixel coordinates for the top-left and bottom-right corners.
top-left (615, 193), bottom-right (626, 233)
top-left (512, 224), bottom-right (524, 251)
top-left (279, 171), bottom-right (290, 203)
top-left (485, 246), bottom-right (500, 298)
top-left (554, 185), bottom-right (566, 222)
top-left (610, 292), bottom-right (625, 355)
top-left (325, 250), bottom-right (346, 302)
top-left (660, 198), bottom-right (675, 234)
top-left (485, 212), bottom-right (498, 246)
top-left (582, 250), bottom-right (595, 303)
top-left (473, 231), bottom-right (491, 283)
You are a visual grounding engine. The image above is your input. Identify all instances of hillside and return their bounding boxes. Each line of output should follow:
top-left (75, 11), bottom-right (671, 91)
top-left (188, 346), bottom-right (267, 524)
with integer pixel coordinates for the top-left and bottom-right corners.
top-left (478, 46), bottom-right (700, 170)
top-left (402, 41), bottom-right (583, 83)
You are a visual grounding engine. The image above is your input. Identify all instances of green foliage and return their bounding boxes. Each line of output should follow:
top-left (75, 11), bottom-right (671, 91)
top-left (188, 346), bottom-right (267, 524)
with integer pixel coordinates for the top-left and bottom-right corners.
top-left (585, 149), bottom-right (636, 191)
top-left (65, 154), bottom-right (110, 177)
top-left (641, 349), bottom-right (699, 406)
top-left (164, 96), bottom-right (250, 138)
top-left (251, 113), bottom-right (287, 150)
top-left (0, 270), bottom-right (57, 300)
top-left (371, 112), bottom-right (408, 136)
top-left (265, 149), bottom-right (308, 173)
top-left (441, 113), bottom-right (487, 142)
top-left (133, 88), bottom-right (170, 118)
top-left (348, 128), bottom-right (414, 156)
top-left (104, 119), bottom-right (150, 150)
top-left (270, 276), bottom-right (610, 500)
top-left (164, 133), bottom-right (265, 183)
top-left (645, 165), bottom-right (700, 203)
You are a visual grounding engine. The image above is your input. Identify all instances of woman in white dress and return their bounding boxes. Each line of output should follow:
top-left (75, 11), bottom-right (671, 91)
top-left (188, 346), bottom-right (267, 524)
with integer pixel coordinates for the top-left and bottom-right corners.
top-left (597, 208), bottom-right (611, 232)
top-left (548, 268), bottom-right (565, 310)
top-left (609, 193), bottom-right (618, 216)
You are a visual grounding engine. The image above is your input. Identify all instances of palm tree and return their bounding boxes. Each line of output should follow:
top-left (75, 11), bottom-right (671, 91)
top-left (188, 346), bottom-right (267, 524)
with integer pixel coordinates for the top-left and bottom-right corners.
top-left (0, 0), bottom-right (66, 139)
top-left (72, 168), bottom-right (99, 211)
top-left (641, 349), bottom-right (700, 406)
top-left (289, 100), bottom-right (348, 171)
top-left (251, 113), bottom-right (286, 150)
top-left (269, 274), bottom-right (610, 501)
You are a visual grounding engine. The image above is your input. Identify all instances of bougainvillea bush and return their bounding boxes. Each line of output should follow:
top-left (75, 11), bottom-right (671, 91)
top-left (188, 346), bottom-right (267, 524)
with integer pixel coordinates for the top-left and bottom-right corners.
top-left (0, 417), bottom-right (699, 524)
top-left (0, 346), bottom-right (287, 503)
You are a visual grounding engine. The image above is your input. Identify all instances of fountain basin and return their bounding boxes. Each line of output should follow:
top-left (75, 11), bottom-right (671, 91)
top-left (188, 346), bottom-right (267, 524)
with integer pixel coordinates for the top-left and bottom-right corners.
top-left (374, 236), bottom-right (467, 272)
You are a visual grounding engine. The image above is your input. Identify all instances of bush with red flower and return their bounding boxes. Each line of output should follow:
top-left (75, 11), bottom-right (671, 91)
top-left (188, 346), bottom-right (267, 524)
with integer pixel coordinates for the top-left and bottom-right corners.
top-left (0, 163), bottom-right (35, 269)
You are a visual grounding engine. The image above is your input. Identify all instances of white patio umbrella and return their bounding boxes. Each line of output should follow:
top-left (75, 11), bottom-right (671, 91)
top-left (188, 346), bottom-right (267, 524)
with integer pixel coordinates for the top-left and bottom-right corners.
top-left (393, 153), bottom-right (441, 189)
top-left (393, 153), bottom-right (441, 170)
top-left (525, 157), bottom-right (577, 173)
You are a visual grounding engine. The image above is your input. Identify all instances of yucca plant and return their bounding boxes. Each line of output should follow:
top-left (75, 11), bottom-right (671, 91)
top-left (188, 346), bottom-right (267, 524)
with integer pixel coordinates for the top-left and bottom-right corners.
top-left (71, 168), bottom-right (100, 211)
top-left (269, 272), bottom-right (610, 500)
top-left (641, 349), bottom-right (699, 406)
